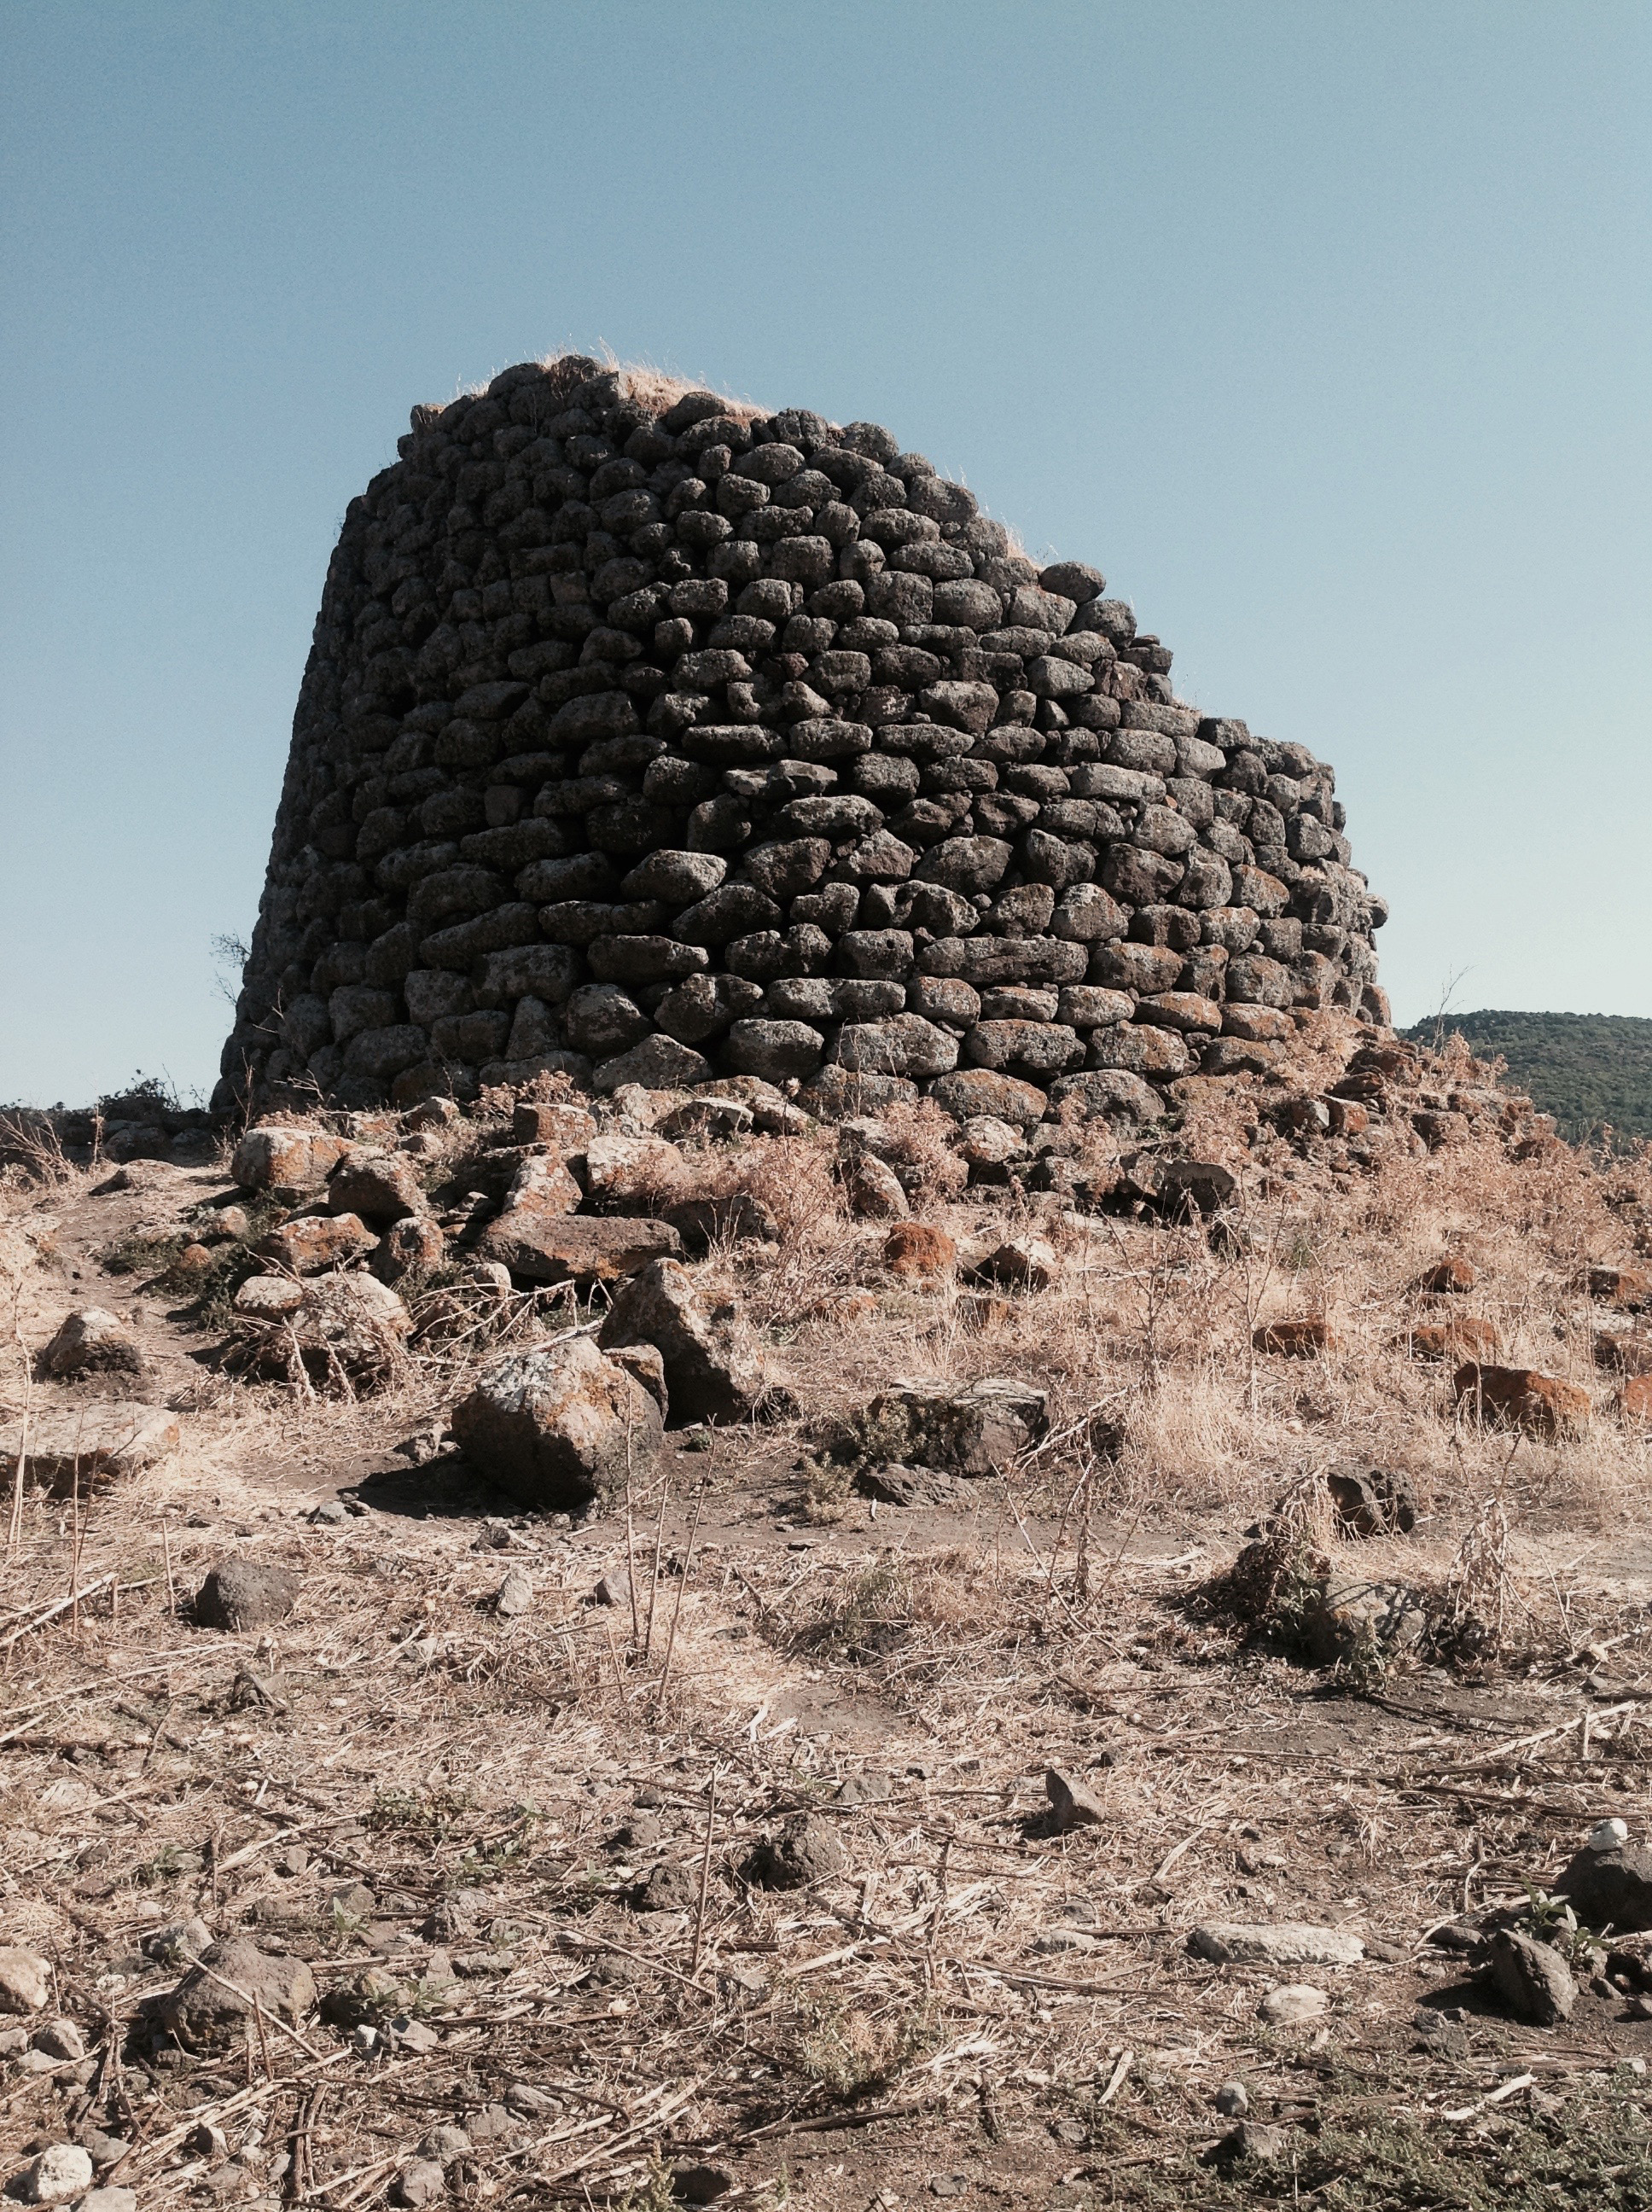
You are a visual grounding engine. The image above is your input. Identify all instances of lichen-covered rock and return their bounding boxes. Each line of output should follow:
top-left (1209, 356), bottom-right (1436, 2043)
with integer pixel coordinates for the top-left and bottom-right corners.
top-left (259, 1212), bottom-right (380, 1274)
top-left (843, 1376), bottom-right (1047, 1477)
top-left (451, 1336), bottom-right (665, 1509)
top-left (216, 359), bottom-right (1386, 1124)
top-left (326, 1147), bottom-right (428, 1225)
top-left (598, 1257), bottom-right (767, 1425)
top-left (38, 1308), bottom-right (147, 1381)
top-left (241, 1274), bottom-right (412, 1385)
top-left (230, 1126), bottom-right (349, 1194)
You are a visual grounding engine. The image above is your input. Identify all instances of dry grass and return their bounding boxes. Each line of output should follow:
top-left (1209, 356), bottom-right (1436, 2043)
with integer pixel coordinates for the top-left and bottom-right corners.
top-left (5, 1040), bottom-right (1652, 2203)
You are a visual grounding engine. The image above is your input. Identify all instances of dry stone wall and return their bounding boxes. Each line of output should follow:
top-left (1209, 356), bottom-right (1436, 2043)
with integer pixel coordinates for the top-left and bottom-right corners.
top-left (219, 354), bottom-right (1388, 1125)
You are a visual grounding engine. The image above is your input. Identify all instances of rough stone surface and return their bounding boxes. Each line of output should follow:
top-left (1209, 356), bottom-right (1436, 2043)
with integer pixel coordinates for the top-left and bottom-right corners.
top-left (742, 1814), bottom-right (848, 1890)
top-left (843, 1377), bottom-right (1047, 1477)
top-left (218, 358), bottom-right (1385, 1123)
top-left (14, 2147), bottom-right (94, 2204)
top-left (1480, 1929), bottom-right (1577, 2024)
top-left (1190, 1923), bottom-right (1364, 1968)
top-left (159, 1938), bottom-right (317, 2047)
top-left (230, 1127), bottom-right (350, 1194)
top-left (196, 1561), bottom-right (301, 1632)
top-left (479, 1209), bottom-right (683, 1286)
top-left (259, 1212), bottom-right (380, 1273)
top-left (1259, 1984), bottom-right (1329, 2027)
top-left (1556, 1841), bottom-right (1652, 1931)
top-left (0, 1404), bottom-right (179, 1487)
top-left (1453, 1361), bottom-right (1591, 1438)
top-left (598, 1257), bottom-right (767, 1424)
top-left (38, 1308), bottom-right (146, 1381)
top-left (451, 1336), bottom-right (665, 1509)
top-left (0, 1949), bottom-right (52, 2014)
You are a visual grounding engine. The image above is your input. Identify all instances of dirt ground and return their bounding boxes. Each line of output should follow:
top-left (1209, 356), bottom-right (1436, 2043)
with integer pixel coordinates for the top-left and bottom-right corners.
top-left (6, 1097), bottom-right (1652, 2211)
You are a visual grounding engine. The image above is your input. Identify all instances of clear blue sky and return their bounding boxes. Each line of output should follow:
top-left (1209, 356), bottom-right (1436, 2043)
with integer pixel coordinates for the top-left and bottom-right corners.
top-left (3, 1), bottom-right (1648, 1107)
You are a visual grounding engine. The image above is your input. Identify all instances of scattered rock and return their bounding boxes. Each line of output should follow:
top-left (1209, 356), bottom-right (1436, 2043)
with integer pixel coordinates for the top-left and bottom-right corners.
top-left (451, 1336), bottom-right (665, 1511)
top-left (843, 1376), bottom-right (1048, 1477)
top-left (962, 1233), bottom-right (1056, 1291)
top-left (1311, 1579), bottom-right (1431, 1668)
top-left (599, 1258), bottom-right (768, 1425)
top-left (394, 2159), bottom-right (446, 2207)
top-left (74, 2188), bottom-right (137, 2212)
top-left (1419, 1256), bottom-right (1478, 1294)
top-left (230, 1127), bottom-right (350, 1196)
top-left (493, 1569), bottom-right (534, 1618)
top-left (0, 1404), bottom-right (179, 1488)
top-left (0, 1950), bottom-right (52, 2013)
top-left (1259, 1983), bottom-right (1329, 2026)
top-left (14, 2146), bottom-right (94, 2204)
top-left (196, 1562), bottom-right (300, 1632)
top-left (632, 1861), bottom-right (700, 1912)
top-left (742, 1815), bottom-right (849, 1890)
top-left (1555, 1837), bottom-right (1652, 1932)
top-left (327, 1148), bottom-right (428, 1226)
top-left (1044, 1769), bottom-right (1105, 1831)
top-left (478, 1212), bottom-right (683, 1286)
top-left (882, 1221), bottom-right (957, 1277)
top-left (852, 1464), bottom-right (966, 1508)
top-left (1480, 1929), bottom-right (1577, 2024)
top-left (1230, 2123), bottom-right (1288, 2163)
top-left (159, 1938), bottom-right (317, 2047)
top-left (32, 2019), bottom-right (84, 2061)
top-left (38, 1309), bottom-right (146, 1382)
top-left (1589, 1266), bottom-right (1652, 1311)
top-left (1405, 1317), bottom-right (1500, 1361)
top-left (259, 1211), bottom-right (380, 1273)
top-left (1254, 1318), bottom-right (1340, 1357)
top-left (1190, 1923), bottom-right (1364, 1968)
top-left (1621, 1374), bottom-right (1652, 1424)
top-left (665, 1193), bottom-right (780, 1253)
top-left (1326, 1464), bottom-right (1417, 1537)
top-left (141, 1917), bottom-right (212, 1964)
top-left (1213, 2082), bottom-right (1249, 2116)
top-left (846, 1155), bottom-right (909, 1219)
top-left (583, 1131), bottom-right (693, 1212)
top-left (1453, 1362), bottom-right (1591, 1438)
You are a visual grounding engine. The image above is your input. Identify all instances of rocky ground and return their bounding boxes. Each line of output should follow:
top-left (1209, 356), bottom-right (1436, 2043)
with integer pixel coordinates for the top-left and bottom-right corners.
top-left (6, 1026), bottom-right (1652, 2209)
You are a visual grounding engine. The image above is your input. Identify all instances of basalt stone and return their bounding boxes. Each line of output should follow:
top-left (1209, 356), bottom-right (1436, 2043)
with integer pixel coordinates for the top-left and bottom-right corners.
top-left (220, 358), bottom-right (1385, 1119)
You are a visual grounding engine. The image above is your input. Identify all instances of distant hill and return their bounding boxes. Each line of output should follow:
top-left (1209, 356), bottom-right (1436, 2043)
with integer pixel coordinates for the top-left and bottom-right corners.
top-left (1399, 1010), bottom-right (1652, 1146)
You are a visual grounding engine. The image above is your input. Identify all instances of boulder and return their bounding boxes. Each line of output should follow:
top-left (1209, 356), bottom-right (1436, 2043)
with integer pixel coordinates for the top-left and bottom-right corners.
top-left (1259, 1984), bottom-right (1329, 2027)
top-left (258, 1213), bottom-right (380, 1273)
top-left (196, 1561), bottom-right (300, 1632)
top-left (1047, 1069), bottom-right (1164, 1123)
top-left (0, 1403), bottom-right (178, 1488)
top-left (1326, 1464), bottom-right (1417, 1537)
top-left (38, 1308), bottom-right (146, 1381)
top-left (664, 1193), bottom-right (780, 1252)
top-left (451, 1336), bottom-right (665, 1509)
top-left (244, 1275), bottom-right (412, 1385)
top-left (592, 1034), bottom-right (713, 1092)
top-left (852, 1464), bottom-right (966, 1507)
top-left (845, 1377), bottom-right (1047, 1477)
top-left (480, 1206), bottom-right (683, 1286)
top-left (1405, 1317), bottom-right (1500, 1361)
top-left (1555, 1839), bottom-right (1652, 1931)
top-left (963, 1234), bottom-right (1057, 1291)
top-left (599, 1258), bottom-right (767, 1425)
top-left (234, 1275), bottom-right (305, 1319)
top-left (742, 1815), bottom-right (848, 1889)
top-left (230, 1126), bottom-right (349, 1195)
top-left (1589, 1266), bottom-right (1652, 1311)
top-left (1420, 1255), bottom-right (1478, 1295)
top-left (1480, 1929), bottom-right (1576, 2024)
top-left (327, 1148), bottom-right (428, 1225)
top-left (1310, 1579), bottom-right (1430, 1667)
top-left (372, 1215), bottom-right (449, 1280)
top-left (928, 1068), bottom-right (1049, 1131)
top-left (582, 1132), bottom-right (691, 1211)
top-left (846, 1155), bottom-right (909, 1219)
top-left (882, 1222), bottom-right (957, 1277)
top-left (1453, 1362), bottom-right (1591, 1438)
top-left (159, 1938), bottom-right (317, 2048)
top-left (1044, 1769), bottom-right (1105, 1831)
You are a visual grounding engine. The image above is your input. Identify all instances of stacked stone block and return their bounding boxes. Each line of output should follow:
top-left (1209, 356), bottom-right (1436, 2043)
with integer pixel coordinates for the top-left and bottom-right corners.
top-left (219, 355), bottom-right (1387, 1122)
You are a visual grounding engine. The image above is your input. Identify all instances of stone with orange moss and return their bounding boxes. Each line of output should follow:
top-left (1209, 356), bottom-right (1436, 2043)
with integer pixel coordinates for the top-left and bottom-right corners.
top-left (1419, 1255), bottom-right (1478, 1295)
top-left (1588, 1266), bottom-right (1652, 1312)
top-left (1254, 1318), bottom-right (1341, 1358)
top-left (1452, 1362), bottom-right (1591, 1439)
top-left (882, 1221), bottom-right (957, 1278)
top-left (1405, 1316), bottom-right (1500, 1362)
top-left (1621, 1374), bottom-right (1652, 1424)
